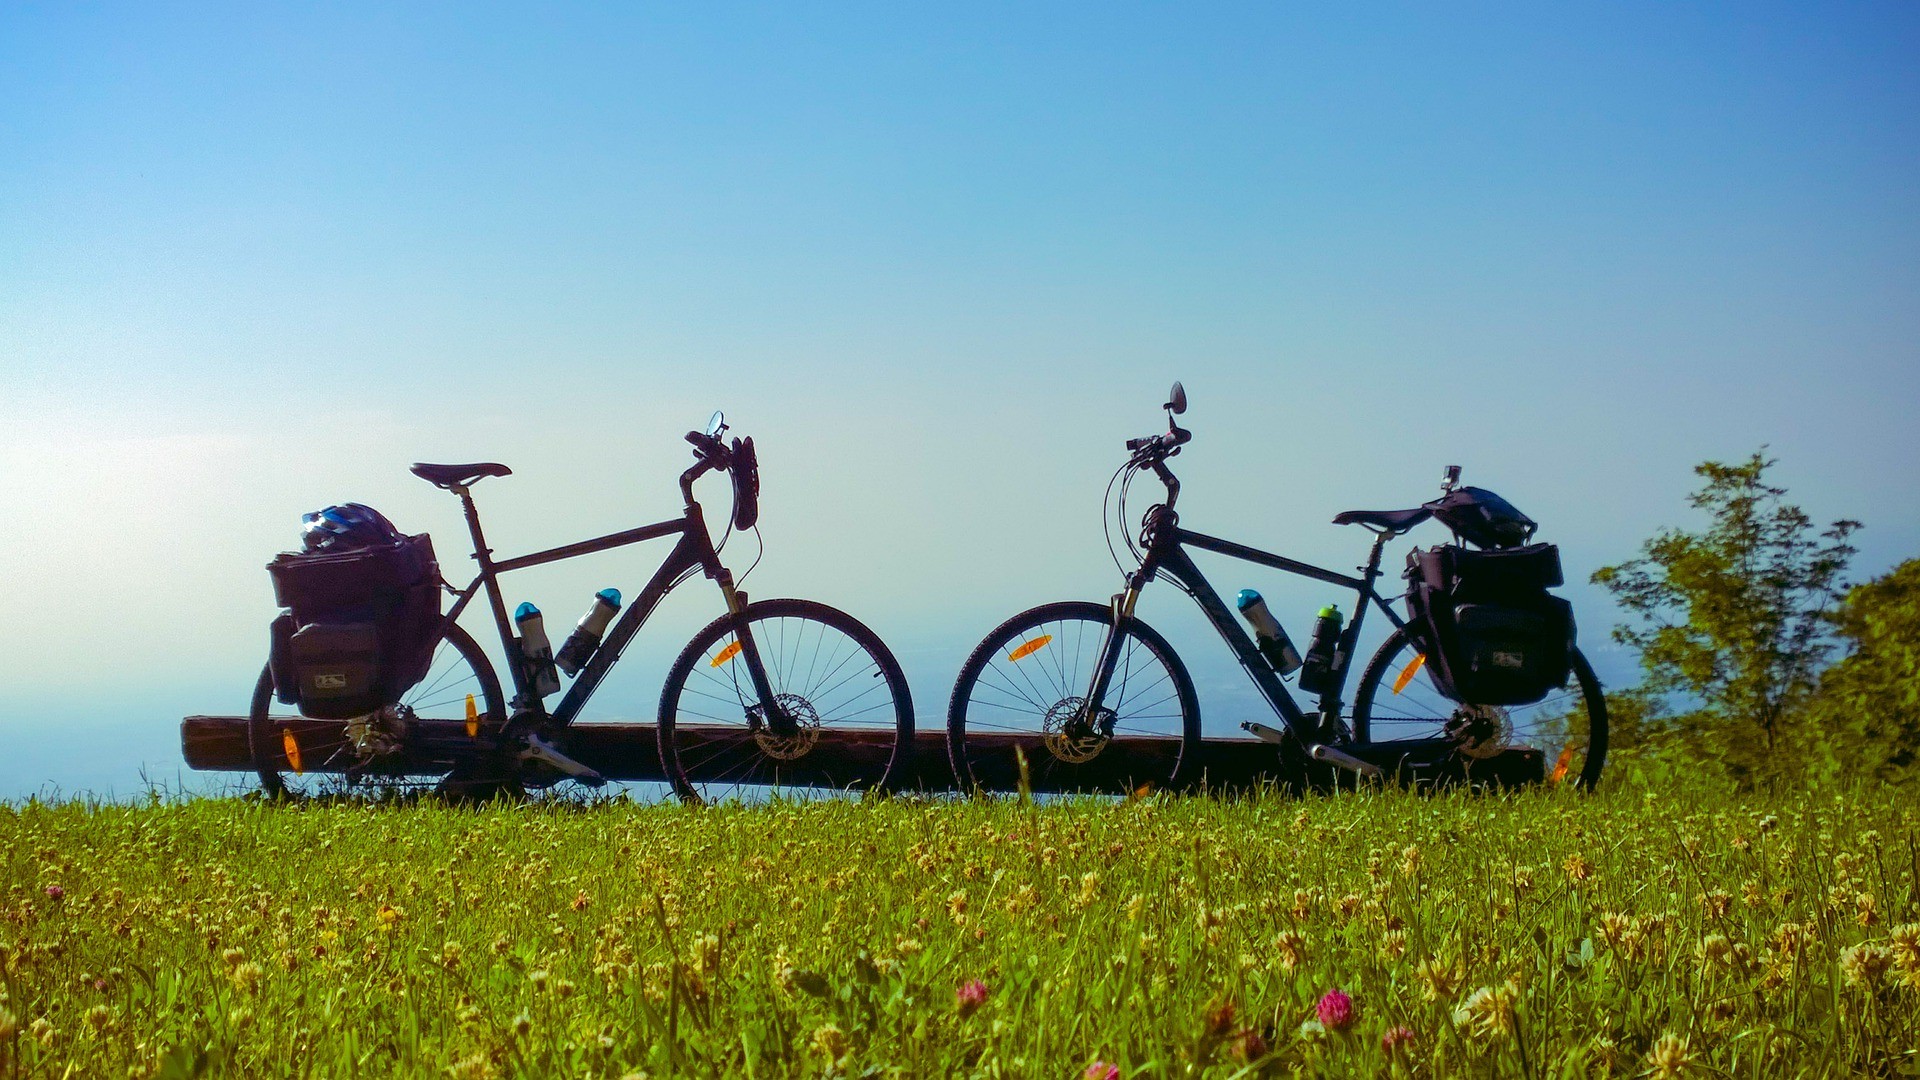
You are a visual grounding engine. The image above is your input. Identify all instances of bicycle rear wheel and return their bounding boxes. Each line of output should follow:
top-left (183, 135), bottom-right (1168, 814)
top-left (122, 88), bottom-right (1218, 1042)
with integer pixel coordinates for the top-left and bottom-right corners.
top-left (947, 602), bottom-right (1201, 795)
top-left (657, 599), bottom-right (913, 805)
top-left (1350, 626), bottom-right (1607, 788)
top-left (248, 623), bottom-right (507, 799)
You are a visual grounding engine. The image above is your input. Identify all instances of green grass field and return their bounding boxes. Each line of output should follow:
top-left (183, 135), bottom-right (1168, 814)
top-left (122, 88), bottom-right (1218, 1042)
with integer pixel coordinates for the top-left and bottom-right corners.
top-left (2, 783), bottom-right (1916, 1078)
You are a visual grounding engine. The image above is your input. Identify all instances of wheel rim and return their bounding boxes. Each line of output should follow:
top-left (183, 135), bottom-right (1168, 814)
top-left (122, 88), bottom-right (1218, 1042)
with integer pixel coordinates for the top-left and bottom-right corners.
top-left (955, 611), bottom-right (1191, 793)
top-left (1356, 631), bottom-right (1605, 788)
top-left (664, 610), bottom-right (905, 803)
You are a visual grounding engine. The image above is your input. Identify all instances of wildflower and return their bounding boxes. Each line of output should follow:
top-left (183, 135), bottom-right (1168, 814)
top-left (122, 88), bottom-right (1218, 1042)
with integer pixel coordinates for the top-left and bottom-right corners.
top-left (810, 1023), bottom-right (849, 1064)
top-left (1317, 989), bottom-right (1355, 1031)
top-left (221, 947), bottom-right (247, 968)
top-left (44, 885), bottom-right (64, 901)
top-left (1400, 845), bottom-right (1422, 877)
top-left (1453, 982), bottom-right (1517, 1041)
top-left (1648, 1033), bottom-right (1692, 1079)
top-left (956, 978), bottom-right (989, 1017)
top-left (1379, 929), bottom-right (1408, 961)
top-left (1757, 814), bottom-right (1777, 834)
top-left (571, 890), bottom-right (591, 912)
top-left (1889, 923), bottom-right (1920, 974)
top-left (1840, 943), bottom-right (1892, 989)
top-left (1856, 892), bottom-right (1878, 927)
top-left (29, 1018), bottom-right (56, 1048)
top-left (1563, 854), bottom-right (1593, 883)
top-left (511, 1012), bottom-right (532, 1038)
top-left (1380, 1025), bottom-right (1416, 1055)
top-left (1125, 893), bottom-right (1146, 921)
top-left (1698, 935), bottom-right (1733, 968)
top-left (1272, 930), bottom-right (1307, 971)
top-left (1700, 891), bottom-right (1732, 920)
top-left (84, 1004), bottom-right (113, 1031)
top-left (1415, 957), bottom-right (1461, 1002)
top-left (1230, 1028), bottom-right (1268, 1063)
top-left (441, 942), bottom-right (462, 971)
top-left (446, 1053), bottom-right (498, 1080)
top-left (1203, 1000), bottom-right (1237, 1038)
top-left (230, 962), bottom-right (263, 993)
top-left (1084, 1061), bottom-right (1122, 1080)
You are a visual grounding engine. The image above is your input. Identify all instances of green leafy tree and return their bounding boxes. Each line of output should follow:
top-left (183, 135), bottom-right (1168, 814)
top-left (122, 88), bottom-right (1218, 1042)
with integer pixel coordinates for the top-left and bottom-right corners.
top-left (1591, 452), bottom-right (1858, 787)
top-left (1807, 558), bottom-right (1920, 782)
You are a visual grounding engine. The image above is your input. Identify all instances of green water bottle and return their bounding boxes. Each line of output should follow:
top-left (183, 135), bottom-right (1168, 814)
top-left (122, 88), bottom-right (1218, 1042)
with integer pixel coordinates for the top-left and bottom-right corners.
top-left (1297, 604), bottom-right (1343, 695)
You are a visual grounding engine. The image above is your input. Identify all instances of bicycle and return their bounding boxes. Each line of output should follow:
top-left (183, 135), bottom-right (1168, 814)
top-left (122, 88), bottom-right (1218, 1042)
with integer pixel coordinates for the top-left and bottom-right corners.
top-left (247, 412), bottom-right (914, 804)
top-left (946, 383), bottom-right (1607, 794)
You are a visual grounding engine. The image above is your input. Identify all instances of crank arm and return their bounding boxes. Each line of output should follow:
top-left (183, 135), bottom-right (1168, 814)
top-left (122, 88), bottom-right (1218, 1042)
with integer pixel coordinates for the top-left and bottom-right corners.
top-left (518, 733), bottom-right (607, 787)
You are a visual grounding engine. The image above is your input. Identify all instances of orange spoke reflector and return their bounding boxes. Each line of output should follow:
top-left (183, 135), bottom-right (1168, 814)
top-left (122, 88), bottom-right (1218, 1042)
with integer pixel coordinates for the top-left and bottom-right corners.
top-left (1391, 653), bottom-right (1427, 695)
top-left (465, 694), bottom-right (479, 738)
top-left (282, 729), bottom-right (305, 774)
top-left (1007, 635), bottom-right (1053, 662)
top-left (710, 641), bottom-right (744, 667)
top-left (1550, 746), bottom-right (1576, 783)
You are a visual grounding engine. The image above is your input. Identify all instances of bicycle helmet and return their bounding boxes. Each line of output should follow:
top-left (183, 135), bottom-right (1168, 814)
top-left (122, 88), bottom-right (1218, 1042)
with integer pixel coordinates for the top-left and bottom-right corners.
top-left (1424, 486), bottom-right (1537, 549)
top-left (300, 502), bottom-right (404, 552)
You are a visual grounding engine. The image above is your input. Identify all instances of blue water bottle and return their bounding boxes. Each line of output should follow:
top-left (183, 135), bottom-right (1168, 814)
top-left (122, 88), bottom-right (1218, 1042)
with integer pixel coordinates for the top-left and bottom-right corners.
top-left (1235, 589), bottom-right (1303, 676)
top-left (515, 602), bottom-right (562, 697)
top-left (554, 588), bottom-right (623, 676)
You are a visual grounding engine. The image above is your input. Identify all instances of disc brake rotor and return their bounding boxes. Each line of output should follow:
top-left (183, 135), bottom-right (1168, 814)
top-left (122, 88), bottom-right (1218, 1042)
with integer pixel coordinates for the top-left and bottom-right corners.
top-left (752, 693), bottom-right (821, 760)
top-left (1041, 696), bottom-right (1113, 764)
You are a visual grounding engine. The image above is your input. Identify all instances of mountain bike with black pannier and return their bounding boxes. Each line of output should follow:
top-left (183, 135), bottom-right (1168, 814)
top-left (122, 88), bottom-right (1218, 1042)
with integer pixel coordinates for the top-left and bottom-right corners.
top-left (249, 411), bottom-right (914, 804)
top-left (946, 383), bottom-right (1606, 794)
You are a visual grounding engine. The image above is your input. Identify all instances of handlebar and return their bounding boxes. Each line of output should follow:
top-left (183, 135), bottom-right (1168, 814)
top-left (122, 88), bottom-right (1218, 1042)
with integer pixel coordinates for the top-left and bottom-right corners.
top-left (1124, 424), bottom-right (1192, 458)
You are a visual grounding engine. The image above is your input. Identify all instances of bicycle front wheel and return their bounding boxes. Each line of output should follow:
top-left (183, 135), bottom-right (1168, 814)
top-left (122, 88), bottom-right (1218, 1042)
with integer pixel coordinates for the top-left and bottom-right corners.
top-left (248, 622), bottom-right (507, 799)
top-left (1350, 626), bottom-right (1607, 789)
top-left (657, 599), bottom-right (913, 805)
top-left (947, 602), bottom-right (1200, 795)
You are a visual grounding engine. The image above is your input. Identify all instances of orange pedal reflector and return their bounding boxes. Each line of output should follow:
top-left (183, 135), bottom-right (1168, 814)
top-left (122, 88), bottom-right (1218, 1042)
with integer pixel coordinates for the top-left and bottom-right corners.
top-left (282, 729), bottom-right (305, 774)
top-left (1550, 746), bottom-right (1576, 783)
top-left (465, 694), bottom-right (479, 738)
top-left (1391, 653), bottom-right (1427, 695)
top-left (1007, 635), bottom-right (1053, 662)
top-left (710, 641), bottom-right (744, 667)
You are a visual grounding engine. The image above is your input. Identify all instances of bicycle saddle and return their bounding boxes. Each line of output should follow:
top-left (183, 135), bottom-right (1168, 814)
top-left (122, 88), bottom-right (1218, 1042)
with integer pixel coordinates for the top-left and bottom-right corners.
top-left (1331, 507), bottom-right (1432, 532)
top-left (410, 462), bottom-right (513, 488)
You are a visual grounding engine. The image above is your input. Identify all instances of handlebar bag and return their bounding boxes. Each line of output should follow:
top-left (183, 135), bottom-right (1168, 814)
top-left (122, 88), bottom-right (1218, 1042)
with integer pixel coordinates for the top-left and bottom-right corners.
top-left (267, 533), bottom-right (442, 716)
top-left (1405, 543), bottom-right (1575, 706)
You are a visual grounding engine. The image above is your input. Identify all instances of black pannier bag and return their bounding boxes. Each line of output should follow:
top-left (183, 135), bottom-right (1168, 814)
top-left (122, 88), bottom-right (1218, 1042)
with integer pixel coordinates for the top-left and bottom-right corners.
top-left (1405, 542), bottom-right (1575, 706)
top-left (266, 534), bottom-right (441, 719)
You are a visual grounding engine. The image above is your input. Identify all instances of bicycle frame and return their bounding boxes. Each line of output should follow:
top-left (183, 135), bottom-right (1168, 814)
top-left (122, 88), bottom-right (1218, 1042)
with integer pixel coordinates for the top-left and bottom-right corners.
top-left (432, 464), bottom-right (772, 728)
top-left (1089, 461), bottom-right (1412, 749)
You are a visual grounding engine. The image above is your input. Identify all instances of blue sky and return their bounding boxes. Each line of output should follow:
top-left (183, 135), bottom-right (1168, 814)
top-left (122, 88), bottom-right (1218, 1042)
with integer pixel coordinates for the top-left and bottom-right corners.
top-left (3, 3), bottom-right (1917, 796)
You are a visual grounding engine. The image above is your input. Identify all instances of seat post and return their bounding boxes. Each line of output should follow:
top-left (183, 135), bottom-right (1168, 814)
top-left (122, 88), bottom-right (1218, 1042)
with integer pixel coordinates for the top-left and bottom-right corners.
top-left (453, 485), bottom-right (518, 673)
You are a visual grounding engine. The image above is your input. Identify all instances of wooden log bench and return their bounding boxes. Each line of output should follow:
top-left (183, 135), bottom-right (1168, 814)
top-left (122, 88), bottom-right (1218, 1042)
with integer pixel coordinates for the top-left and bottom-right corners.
top-left (181, 716), bottom-right (1546, 795)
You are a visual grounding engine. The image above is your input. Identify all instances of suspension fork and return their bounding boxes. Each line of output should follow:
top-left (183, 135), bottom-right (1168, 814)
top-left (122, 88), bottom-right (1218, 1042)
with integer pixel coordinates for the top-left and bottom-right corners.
top-left (688, 493), bottom-right (792, 737)
top-left (1080, 570), bottom-right (1152, 730)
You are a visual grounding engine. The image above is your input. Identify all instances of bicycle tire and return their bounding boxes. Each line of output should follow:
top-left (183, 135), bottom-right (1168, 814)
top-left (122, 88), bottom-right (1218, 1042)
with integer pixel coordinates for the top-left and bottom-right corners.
top-left (947, 601), bottom-right (1201, 795)
top-left (248, 622), bottom-right (507, 799)
top-left (1350, 625), bottom-right (1607, 789)
top-left (657, 598), bottom-right (913, 805)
